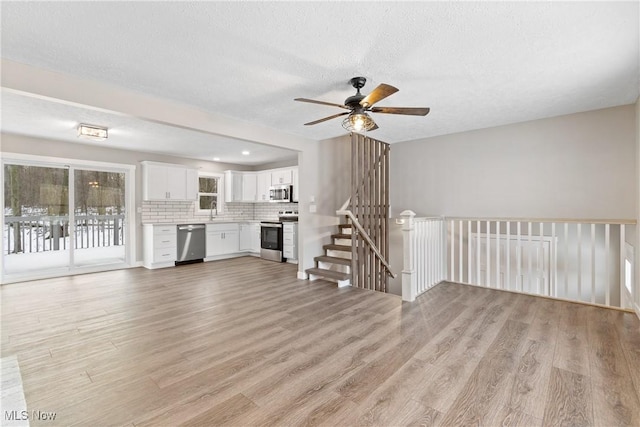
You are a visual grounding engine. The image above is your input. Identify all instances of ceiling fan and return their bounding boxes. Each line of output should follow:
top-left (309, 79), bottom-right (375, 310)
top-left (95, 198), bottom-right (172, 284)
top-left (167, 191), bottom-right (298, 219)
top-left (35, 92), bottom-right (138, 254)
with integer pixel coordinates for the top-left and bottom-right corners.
top-left (294, 76), bottom-right (430, 132)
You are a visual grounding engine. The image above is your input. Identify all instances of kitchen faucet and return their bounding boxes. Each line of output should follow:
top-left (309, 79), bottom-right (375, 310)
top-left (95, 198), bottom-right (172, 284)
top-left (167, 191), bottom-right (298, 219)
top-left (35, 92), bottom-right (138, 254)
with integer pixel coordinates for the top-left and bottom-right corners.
top-left (209, 200), bottom-right (218, 220)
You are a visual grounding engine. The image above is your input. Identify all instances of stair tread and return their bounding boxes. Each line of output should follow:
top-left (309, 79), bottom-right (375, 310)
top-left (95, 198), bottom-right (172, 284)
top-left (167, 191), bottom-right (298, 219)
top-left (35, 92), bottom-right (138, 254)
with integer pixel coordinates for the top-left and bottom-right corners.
top-left (331, 233), bottom-right (353, 239)
top-left (323, 244), bottom-right (351, 252)
top-left (314, 255), bottom-right (352, 266)
top-left (306, 267), bottom-right (351, 281)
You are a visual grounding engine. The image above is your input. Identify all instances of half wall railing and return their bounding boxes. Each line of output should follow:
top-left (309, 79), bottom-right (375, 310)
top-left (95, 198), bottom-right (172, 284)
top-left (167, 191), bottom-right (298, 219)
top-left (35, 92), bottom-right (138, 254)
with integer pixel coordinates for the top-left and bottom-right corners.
top-left (401, 211), bottom-right (636, 310)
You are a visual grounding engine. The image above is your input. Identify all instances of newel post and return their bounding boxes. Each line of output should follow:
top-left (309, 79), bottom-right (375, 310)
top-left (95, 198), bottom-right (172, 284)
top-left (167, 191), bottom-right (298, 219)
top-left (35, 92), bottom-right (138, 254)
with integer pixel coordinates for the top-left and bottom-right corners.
top-left (401, 210), bottom-right (416, 302)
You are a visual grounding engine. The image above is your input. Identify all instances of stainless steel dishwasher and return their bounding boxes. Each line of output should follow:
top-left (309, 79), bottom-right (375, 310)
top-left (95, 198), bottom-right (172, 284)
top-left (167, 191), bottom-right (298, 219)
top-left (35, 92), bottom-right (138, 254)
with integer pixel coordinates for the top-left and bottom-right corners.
top-left (176, 224), bottom-right (206, 264)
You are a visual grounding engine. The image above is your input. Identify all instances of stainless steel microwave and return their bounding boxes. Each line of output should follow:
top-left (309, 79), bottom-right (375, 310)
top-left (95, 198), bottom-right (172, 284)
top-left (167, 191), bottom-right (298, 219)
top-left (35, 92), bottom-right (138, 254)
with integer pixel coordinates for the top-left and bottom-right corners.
top-left (269, 185), bottom-right (292, 202)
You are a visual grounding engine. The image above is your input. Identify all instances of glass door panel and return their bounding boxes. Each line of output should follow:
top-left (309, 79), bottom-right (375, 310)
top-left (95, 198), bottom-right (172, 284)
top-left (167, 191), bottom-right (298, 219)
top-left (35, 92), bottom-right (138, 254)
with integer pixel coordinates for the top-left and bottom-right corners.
top-left (73, 169), bottom-right (126, 267)
top-left (3, 164), bottom-right (70, 275)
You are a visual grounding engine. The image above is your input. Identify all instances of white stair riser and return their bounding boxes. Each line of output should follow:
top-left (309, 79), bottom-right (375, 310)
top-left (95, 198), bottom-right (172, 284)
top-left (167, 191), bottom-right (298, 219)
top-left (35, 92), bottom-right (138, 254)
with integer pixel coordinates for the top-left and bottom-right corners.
top-left (334, 238), bottom-right (352, 245)
top-left (318, 261), bottom-right (350, 273)
top-left (309, 273), bottom-right (351, 287)
top-left (326, 249), bottom-right (352, 258)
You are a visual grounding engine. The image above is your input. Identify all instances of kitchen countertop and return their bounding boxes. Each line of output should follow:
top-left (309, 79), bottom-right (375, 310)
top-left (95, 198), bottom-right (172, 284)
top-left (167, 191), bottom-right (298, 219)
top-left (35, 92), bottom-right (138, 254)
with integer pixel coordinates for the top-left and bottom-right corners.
top-left (142, 219), bottom-right (264, 225)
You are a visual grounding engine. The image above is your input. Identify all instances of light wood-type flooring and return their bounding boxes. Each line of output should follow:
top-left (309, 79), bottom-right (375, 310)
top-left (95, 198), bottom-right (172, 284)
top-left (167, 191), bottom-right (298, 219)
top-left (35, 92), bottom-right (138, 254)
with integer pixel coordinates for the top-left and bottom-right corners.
top-left (2, 256), bottom-right (640, 426)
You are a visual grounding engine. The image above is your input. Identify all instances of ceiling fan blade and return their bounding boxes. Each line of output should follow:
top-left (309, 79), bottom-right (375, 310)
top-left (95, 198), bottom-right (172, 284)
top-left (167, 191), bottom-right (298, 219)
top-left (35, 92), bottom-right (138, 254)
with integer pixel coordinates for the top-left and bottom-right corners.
top-left (370, 107), bottom-right (430, 116)
top-left (369, 122), bottom-right (379, 131)
top-left (304, 111), bottom-right (349, 126)
top-left (359, 84), bottom-right (399, 108)
top-left (294, 98), bottom-right (349, 109)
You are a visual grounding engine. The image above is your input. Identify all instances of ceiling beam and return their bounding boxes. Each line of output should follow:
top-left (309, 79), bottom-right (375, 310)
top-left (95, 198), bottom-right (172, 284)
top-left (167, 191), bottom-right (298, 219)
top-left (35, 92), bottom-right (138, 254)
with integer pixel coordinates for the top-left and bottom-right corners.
top-left (1, 59), bottom-right (314, 151)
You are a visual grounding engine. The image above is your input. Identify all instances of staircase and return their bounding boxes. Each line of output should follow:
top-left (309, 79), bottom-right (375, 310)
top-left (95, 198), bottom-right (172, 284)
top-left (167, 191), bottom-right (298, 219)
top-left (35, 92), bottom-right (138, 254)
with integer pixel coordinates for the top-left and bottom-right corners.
top-left (305, 223), bottom-right (353, 287)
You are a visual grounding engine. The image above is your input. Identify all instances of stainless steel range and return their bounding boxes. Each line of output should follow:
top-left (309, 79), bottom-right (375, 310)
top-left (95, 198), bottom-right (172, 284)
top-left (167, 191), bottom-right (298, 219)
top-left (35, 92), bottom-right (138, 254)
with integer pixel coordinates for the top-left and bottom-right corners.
top-left (260, 210), bottom-right (298, 262)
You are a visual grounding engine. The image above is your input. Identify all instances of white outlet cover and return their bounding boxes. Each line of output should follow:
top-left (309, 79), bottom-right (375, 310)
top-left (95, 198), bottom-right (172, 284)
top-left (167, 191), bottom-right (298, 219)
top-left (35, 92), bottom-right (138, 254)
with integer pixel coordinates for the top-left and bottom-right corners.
top-left (309, 204), bottom-right (317, 213)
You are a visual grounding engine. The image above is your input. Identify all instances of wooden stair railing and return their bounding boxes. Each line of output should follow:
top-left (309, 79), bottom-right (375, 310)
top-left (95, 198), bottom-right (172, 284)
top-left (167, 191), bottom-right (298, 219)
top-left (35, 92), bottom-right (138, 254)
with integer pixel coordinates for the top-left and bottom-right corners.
top-left (337, 205), bottom-right (396, 277)
top-left (306, 133), bottom-right (393, 292)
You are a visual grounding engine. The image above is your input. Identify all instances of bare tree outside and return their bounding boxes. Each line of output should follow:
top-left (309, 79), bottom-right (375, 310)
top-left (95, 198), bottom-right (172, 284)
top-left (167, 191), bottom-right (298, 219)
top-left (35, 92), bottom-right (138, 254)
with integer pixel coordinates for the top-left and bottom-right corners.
top-left (3, 165), bottom-right (125, 256)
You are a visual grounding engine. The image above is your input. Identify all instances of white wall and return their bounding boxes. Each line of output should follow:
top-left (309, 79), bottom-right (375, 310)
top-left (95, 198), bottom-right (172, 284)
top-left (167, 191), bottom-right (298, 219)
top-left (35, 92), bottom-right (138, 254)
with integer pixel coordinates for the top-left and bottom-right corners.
top-left (391, 104), bottom-right (636, 219)
top-left (636, 97), bottom-right (640, 317)
top-left (297, 135), bottom-right (351, 275)
top-left (388, 105), bottom-right (637, 296)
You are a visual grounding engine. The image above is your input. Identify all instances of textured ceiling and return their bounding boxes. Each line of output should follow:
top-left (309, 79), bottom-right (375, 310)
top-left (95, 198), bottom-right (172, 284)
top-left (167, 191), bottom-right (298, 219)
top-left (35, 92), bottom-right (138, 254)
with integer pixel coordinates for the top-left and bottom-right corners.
top-left (1, 1), bottom-right (638, 153)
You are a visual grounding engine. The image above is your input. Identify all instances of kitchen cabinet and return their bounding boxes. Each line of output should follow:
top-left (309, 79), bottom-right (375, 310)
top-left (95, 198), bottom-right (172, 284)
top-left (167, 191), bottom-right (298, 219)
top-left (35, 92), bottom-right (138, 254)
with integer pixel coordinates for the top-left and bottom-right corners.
top-left (256, 172), bottom-right (271, 202)
top-left (283, 222), bottom-right (298, 261)
top-left (239, 223), bottom-right (253, 251)
top-left (242, 174), bottom-right (257, 202)
top-left (271, 169), bottom-right (293, 185)
top-left (224, 171), bottom-right (243, 203)
top-left (251, 223), bottom-right (261, 253)
top-left (142, 161), bottom-right (198, 201)
top-left (206, 223), bottom-right (239, 257)
top-left (223, 168), bottom-right (298, 203)
top-left (225, 171), bottom-right (260, 203)
top-left (142, 224), bottom-right (177, 269)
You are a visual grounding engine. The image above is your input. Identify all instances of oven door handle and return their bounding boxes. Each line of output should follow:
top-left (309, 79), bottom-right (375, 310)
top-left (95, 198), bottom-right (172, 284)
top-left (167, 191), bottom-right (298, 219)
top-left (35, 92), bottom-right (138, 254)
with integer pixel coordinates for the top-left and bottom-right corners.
top-left (260, 223), bottom-right (283, 228)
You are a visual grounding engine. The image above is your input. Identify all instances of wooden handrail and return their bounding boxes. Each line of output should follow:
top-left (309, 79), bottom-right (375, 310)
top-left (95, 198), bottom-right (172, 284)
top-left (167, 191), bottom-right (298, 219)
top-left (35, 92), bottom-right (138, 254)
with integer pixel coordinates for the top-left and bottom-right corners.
top-left (337, 207), bottom-right (397, 279)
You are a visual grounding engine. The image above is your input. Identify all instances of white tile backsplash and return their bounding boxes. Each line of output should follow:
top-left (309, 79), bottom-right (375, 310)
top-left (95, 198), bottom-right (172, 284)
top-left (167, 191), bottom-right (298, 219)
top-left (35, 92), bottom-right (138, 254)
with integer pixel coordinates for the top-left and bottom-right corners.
top-left (254, 202), bottom-right (299, 221)
top-left (141, 201), bottom-right (298, 223)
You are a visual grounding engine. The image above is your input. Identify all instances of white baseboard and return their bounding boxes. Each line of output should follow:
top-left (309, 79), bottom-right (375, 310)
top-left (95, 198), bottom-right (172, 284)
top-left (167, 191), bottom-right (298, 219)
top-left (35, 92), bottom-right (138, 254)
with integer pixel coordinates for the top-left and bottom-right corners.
top-left (297, 271), bottom-right (308, 280)
top-left (2, 262), bottom-right (134, 285)
top-left (337, 279), bottom-right (351, 288)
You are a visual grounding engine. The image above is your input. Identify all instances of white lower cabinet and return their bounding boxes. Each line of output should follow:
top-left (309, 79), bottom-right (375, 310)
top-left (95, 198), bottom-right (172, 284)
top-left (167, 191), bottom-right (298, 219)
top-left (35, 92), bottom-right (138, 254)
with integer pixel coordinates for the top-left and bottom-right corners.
top-left (251, 223), bottom-right (261, 253)
top-left (143, 224), bottom-right (177, 269)
top-left (206, 223), bottom-right (239, 257)
top-left (239, 223), bottom-right (252, 251)
top-left (143, 222), bottom-right (264, 269)
top-left (283, 222), bottom-right (298, 261)
top-left (240, 223), bottom-right (261, 253)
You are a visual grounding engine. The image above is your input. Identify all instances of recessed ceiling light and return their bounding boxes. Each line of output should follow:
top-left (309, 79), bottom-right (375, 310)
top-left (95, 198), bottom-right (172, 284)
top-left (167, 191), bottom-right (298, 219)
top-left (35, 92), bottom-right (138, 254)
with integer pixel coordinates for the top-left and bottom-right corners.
top-left (77, 123), bottom-right (108, 140)
top-left (213, 157), bottom-right (220, 161)
top-left (242, 150), bottom-right (250, 156)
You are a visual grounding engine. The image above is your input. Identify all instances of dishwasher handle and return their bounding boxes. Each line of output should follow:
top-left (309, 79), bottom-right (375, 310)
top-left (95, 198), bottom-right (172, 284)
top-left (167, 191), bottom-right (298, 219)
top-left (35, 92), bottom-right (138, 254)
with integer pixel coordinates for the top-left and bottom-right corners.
top-left (177, 224), bottom-right (206, 231)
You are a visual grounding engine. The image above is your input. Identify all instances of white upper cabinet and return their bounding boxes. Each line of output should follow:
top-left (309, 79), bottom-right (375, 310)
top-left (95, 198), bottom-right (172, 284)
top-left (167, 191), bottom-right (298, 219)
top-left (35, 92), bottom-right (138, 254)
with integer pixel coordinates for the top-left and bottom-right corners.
top-left (225, 171), bottom-right (258, 203)
top-left (185, 168), bottom-right (198, 200)
top-left (242, 173), bottom-right (257, 202)
top-left (224, 171), bottom-right (243, 203)
top-left (142, 161), bottom-right (198, 201)
top-left (224, 167), bottom-right (299, 203)
top-left (271, 169), bottom-right (293, 185)
top-left (256, 172), bottom-right (271, 202)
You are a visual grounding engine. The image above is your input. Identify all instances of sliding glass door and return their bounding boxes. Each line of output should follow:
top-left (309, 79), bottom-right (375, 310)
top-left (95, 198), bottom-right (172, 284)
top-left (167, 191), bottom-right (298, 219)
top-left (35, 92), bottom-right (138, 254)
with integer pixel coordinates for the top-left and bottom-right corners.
top-left (2, 159), bottom-right (130, 280)
top-left (3, 164), bottom-right (71, 274)
top-left (73, 169), bottom-right (126, 267)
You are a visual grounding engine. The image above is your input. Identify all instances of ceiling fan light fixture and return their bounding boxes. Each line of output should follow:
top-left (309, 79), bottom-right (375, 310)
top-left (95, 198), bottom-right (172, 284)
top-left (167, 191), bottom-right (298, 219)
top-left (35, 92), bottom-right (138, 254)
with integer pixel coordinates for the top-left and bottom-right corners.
top-left (77, 124), bottom-right (108, 140)
top-left (342, 112), bottom-right (376, 133)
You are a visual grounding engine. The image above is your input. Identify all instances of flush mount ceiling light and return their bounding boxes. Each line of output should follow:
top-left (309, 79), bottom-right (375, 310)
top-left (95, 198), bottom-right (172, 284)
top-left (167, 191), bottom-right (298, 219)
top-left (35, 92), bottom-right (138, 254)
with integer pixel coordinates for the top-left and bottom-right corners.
top-left (213, 157), bottom-right (220, 161)
top-left (342, 111), bottom-right (376, 133)
top-left (242, 150), bottom-right (250, 155)
top-left (77, 124), bottom-right (108, 140)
